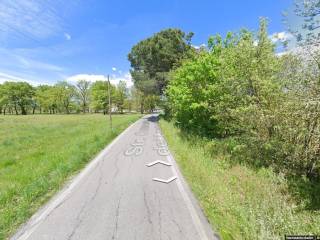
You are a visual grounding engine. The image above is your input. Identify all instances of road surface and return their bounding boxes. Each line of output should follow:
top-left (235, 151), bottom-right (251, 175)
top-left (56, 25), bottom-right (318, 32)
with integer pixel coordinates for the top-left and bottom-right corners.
top-left (12, 115), bottom-right (219, 240)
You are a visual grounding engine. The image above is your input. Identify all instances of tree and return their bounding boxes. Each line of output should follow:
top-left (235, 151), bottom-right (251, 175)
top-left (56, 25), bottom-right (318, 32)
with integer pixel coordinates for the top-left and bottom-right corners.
top-left (90, 81), bottom-right (117, 114)
top-left (130, 86), bottom-right (145, 113)
top-left (144, 95), bottom-right (160, 113)
top-left (283, 0), bottom-right (320, 178)
top-left (167, 18), bottom-right (284, 157)
top-left (0, 84), bottom-right (7, 114)
top-left (54, 82), bottom-right (75, 114)
top-left (1, 82), bottom-right (34, 115)
top-left (128, 28), bottom-right (194, 94)
top-left (114, 81), bottom-right (127, 113)
top-left (75, 80), bottom-right (91, 113)
top-left (290, 0), bottom-right (320, 46)
top-left (35, 85), bottom-right (55, 114)
top-left (286, 0), bottom-right (320, 68)
top-left (90, 81), bottom-right (108, 114)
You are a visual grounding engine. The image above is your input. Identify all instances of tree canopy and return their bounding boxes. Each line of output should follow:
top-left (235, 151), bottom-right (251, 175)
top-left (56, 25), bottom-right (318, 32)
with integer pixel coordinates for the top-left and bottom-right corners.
top-left (128, 28), bottom-right (194, 95)
top-left (0, 80), bottom-right (152, 115)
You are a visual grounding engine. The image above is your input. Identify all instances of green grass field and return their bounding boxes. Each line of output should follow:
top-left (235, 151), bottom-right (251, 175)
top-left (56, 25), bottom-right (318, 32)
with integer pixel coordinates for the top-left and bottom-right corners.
top-left (0, 114), bottom-right (140, 239)
top-left (160, 119), bottom-right (320, 240)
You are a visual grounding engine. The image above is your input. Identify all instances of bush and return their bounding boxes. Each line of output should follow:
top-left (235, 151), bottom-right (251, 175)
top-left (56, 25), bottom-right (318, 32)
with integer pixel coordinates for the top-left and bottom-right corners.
top-left (166, 18), bottom-right (320, 180)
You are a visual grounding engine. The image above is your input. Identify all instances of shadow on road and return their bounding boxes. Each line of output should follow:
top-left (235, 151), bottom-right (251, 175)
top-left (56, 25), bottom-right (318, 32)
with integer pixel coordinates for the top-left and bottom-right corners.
top-left (146, 115), bottom-right (159, 123)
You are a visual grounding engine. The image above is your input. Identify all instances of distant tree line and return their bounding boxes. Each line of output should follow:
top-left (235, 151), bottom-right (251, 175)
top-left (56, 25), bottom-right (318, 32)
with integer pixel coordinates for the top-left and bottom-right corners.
top-left (0, 79), bottom-right (159, 115)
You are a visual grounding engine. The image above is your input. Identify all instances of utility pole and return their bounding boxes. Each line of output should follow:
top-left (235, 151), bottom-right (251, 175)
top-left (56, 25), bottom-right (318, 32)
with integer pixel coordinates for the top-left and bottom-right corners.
top-left (107, 74), bottom-right (112, 130)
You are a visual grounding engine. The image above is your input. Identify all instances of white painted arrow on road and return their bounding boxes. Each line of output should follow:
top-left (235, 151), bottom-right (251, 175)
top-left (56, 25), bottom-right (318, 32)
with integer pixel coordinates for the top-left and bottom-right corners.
top-left (152, 176), bottom-right (177, 184)
top-left (146, 160), bottom-right (172, 167)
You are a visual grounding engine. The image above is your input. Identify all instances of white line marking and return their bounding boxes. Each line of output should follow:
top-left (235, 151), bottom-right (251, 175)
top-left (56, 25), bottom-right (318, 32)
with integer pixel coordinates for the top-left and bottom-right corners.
top-left (146, 160), bottom-right (172, 167)
top-left (152, 176), bottom-right (177, 183)
top-left (157, 131), bottom-right (210, 240)
top-left (12, 119), bottom-right (142, 240)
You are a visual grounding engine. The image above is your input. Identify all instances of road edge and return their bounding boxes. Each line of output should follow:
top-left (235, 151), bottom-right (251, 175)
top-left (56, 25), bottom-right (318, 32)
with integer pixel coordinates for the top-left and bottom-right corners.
top-left (11, 117), bottom-right (143, 240)
top-left (157, 122), bottom-right (221, 240)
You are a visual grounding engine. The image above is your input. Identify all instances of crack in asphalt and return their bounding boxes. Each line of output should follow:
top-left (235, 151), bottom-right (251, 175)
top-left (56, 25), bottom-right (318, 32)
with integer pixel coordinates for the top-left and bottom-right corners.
top-left (90, 163), bottom-right (104, 202)
top-left (158, 197), bottom-right (162, 240)
top-left (65, 200), bottom-right (88, 240)
top-left (66, 162), bottom-right (104, 240)
top-left (172, 219), bottom-right (184, 238)
top-left (143, 189), bottom-right (153, 225)
top-left (112, 156), bottom-right (120, 179)
top-left (111, 193), bottom-right (122, 240)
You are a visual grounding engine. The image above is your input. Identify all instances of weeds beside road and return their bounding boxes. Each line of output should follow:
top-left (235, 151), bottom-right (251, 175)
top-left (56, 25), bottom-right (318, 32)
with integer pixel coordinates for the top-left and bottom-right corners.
top-left (160, 119), bottom-right (320, 240)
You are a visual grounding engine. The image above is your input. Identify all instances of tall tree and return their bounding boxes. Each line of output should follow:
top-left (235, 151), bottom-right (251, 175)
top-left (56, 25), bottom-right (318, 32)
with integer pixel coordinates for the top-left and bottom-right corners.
top-left (55, 82), bottom-right (75, 114)
top-left (284, 0), bottom-right (320, 178)
top-left (291, 0), bottom-right (320, 46)
top-left (75, 80), bottom-right (91, 113)
top-left (128, 28), bottom-right (194, 94)
top-left (115, 81), bottom-right (127, 113)
top-left (0, 84), bottom-right (6, 114)
top-left (286, 0), bottom-right (320, 66)
top-left (2, 82), bottom-right (34, 115)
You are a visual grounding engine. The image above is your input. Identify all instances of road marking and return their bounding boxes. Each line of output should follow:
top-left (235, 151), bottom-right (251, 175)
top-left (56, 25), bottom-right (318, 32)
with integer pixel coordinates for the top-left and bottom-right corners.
top-left (12, 119), bottom-right (142, 240)
top-left (146, 160), bottom-right (172, 167)
top-left (154, 127), bottom-right (210, 240)
top-left (166, 153), bottom-right (210, 240)
top-left (124, 146), bottom-right (143, 156)
top-left (153, 146), bottom-right (170, 156)
top-left (152, 176), bottom-right (177, 183)
top-left (124, 139), bottom-right (144, 156)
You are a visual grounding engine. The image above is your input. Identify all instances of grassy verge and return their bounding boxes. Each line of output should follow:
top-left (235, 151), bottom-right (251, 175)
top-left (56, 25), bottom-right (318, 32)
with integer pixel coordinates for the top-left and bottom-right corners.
top-left (160, 119), bottom-right (320, 240)
top-left (0, 114), bottom-right (140, 239)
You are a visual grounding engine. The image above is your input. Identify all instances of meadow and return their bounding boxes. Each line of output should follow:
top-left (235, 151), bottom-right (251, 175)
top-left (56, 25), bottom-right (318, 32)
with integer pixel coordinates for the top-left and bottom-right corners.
top-left (0, 114), bottom-right (140, 239)
top-left (160, 119), bottom-right (320, 240)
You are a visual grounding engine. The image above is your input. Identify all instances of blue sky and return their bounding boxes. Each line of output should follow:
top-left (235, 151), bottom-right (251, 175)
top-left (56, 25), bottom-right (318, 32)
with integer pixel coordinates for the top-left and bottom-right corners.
top-left (0, 0), bottom-right (294, 86)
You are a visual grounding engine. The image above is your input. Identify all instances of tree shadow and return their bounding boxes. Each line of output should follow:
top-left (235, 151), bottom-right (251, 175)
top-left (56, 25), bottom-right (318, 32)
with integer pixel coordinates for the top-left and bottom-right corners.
top-left (146, 115), bottom-right (159, 123)
top-left (286, 175), bottom-right (320, 211)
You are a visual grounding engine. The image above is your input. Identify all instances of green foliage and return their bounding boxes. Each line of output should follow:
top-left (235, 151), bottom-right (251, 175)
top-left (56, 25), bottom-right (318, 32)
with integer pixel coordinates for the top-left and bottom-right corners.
top-left (0, 82), bottom-right (34, 115)
top-left (128, 28), bottom-right (194, 94)
top-left (168, 19), bottom-right (281, 137)
top-left (114, 81), bottom-right (127, 113)
top-left (90, 81), bottom-right (110, 113)
top-left (54, 81), bottom-right (76, 114)
top-left (0, 79), bottom-right (140, 115)
top-left (166, 18), bottom-right (320, 179)
top-left (144, 94), bottom-right (160, 113)
top-left (160, 119), bottom-right (320, 240)
top-left (75, 80), bottom-right (91, 113)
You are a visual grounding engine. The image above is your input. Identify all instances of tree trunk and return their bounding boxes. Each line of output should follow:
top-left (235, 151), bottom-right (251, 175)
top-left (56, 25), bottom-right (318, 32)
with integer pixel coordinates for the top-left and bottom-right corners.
top-left (21, 105), bottom-right (27, 115)
top-left (14, 105), bottom-right (19, 115)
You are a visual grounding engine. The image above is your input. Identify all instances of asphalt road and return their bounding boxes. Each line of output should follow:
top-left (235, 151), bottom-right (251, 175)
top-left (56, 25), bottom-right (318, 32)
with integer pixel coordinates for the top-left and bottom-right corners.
top-left (12, 115), bottom-right (219, 240)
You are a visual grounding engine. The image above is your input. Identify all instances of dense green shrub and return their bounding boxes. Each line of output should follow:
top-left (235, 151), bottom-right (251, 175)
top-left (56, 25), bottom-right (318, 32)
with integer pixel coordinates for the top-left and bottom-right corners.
top-left (166, 18), bottom-right (320, 179)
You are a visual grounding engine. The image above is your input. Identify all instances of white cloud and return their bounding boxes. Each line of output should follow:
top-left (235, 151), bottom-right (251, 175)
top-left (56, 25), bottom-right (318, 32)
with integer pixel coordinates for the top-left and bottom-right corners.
top-left (64, 33), bottom-right (71, 40)
top-left (66, 74), bottom-right (108, 83)
top-left (0, 0), bottom-right (64, 41)
top-left (66, 72), bottom-right (133, 86)
top-left (192, 43), bottom-right (206, 50)
top-left (112, 67), bottom-right (117, 71)
top-left (270, 32), bottom-right (293, 43)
